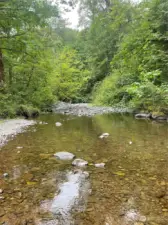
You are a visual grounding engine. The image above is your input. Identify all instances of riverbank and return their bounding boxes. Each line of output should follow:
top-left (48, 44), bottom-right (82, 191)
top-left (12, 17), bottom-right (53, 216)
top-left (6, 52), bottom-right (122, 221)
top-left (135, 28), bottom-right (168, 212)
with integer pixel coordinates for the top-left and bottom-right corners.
top-left (52, 102), bottom-right (132, 116)
top-left (52, 102), bottom-right (168, 122)
top-left (0, 119), bottom-right (35, 147)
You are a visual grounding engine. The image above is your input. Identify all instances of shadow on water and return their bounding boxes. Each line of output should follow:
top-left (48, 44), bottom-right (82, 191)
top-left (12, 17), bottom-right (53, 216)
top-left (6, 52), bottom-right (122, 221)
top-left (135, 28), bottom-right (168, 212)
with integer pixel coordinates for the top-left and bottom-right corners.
top-left (0, 113), bottom-right (167, 225)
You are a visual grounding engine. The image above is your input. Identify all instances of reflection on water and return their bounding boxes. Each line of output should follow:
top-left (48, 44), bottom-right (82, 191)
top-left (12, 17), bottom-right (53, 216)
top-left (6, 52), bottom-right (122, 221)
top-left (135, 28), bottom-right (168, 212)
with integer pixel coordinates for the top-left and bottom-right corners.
top-left (0, 114), bottom-right (168, 225)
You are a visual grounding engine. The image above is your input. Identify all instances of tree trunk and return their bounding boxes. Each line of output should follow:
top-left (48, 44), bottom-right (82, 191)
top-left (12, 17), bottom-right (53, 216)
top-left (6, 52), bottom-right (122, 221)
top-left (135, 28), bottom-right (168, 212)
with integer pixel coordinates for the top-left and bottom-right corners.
top-left (9, 66), bottom-right (13, 86)
top-left (0, 49), bottom-right (4, 83)
top-left (104, 0), bottom-right (111, 8)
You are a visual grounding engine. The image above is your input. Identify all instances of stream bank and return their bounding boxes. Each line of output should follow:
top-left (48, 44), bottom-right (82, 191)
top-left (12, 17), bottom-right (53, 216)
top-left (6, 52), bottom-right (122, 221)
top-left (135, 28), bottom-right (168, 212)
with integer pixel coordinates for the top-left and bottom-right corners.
top-left (0, 113), bottom-right (167, 225)
top-left (0, 119), bottom-right (35, 147)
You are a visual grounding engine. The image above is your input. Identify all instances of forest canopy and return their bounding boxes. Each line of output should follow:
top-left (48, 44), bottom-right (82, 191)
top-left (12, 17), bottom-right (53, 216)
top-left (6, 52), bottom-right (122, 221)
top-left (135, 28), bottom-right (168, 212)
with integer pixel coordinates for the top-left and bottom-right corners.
top-left (0, 0), bottom-right (168, 117)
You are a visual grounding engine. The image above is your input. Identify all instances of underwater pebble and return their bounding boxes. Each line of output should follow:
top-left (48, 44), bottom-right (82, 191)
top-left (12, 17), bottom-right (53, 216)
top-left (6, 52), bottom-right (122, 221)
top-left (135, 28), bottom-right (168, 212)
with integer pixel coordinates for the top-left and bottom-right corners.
top-left (3, 173), bottom-right (9, 178)
top-left (54, 152), bottom-right (75, 160)
top-left (0, 189), bottom-right (3, 194)
top-left (55, 122), bottom-right (62, 127)
top-left (72, 158), bottom-right (88, 167)
top-left (95, 163), bottom-right (105, 168)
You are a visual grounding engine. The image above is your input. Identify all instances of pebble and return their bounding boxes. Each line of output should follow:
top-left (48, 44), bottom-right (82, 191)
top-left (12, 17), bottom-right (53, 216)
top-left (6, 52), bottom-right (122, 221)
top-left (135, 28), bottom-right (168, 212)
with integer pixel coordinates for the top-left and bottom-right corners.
top-left (17, 146), bottom-right (23, 149)
top-left (39, 121), bottom-right (48, 125)
top-left (0, 196), bottom-right (5, 200)
top-left (0, 189), bottom-right (3, 194)
top-left (139, 216), bottom-right (147, 222)
top-left (72, 158), bottom-right (88, 167)
top-left (55, 122), bottom-right (62, 127)
top-left (3, 173), bottom-right (9, 178)
top-left (134, 223), bottom-right (144, 225)
top-left (99, 133), bottom-right (109, 139)
top-left (95, 163), bottom-right (105, 168)
top-left (83, 171), bottom-right (89, 178)
top-left (54, 152), bottom-right (75, 160)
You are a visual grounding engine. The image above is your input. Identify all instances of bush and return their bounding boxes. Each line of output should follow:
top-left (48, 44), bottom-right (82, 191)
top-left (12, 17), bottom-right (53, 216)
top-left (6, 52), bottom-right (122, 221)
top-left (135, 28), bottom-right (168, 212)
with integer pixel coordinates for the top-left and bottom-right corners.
top-left (16, 105), bottom-right (40, 118)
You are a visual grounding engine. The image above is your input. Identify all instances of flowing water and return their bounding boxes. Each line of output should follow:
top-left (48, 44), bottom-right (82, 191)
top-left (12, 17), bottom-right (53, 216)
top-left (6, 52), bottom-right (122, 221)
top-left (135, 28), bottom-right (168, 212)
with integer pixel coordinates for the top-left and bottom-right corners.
top-left (0, 114), bottom-right (168, 225)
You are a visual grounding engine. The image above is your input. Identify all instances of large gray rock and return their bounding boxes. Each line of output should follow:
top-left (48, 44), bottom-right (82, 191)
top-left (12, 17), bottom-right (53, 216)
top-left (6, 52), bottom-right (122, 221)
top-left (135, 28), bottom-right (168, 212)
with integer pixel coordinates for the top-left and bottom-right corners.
top-left (54, 152), bottom-right (75, 160)
top-left (72, 158), bottom-right (88, 167)
top-left (135, 113), bottom-right (151, 119)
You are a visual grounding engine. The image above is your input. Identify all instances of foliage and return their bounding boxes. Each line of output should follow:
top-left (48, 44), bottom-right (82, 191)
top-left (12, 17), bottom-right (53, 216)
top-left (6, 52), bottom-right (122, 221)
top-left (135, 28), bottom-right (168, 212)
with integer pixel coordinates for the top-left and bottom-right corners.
top-left (51, 48), bottom-right (91, 102)
top-left (1, 0), bottom-right (168, 117)
top-left (93, 0), bottom-right (168, 113)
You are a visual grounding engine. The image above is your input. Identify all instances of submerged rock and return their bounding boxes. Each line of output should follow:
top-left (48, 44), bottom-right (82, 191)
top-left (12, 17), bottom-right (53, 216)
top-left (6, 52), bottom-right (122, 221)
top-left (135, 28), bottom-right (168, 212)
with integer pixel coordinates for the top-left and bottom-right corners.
top-left (39, 121), bottom-right (48, 125)
top-left (55, 122), bottom-right (62, 127)
top-left (54, 152), bottom-right (75, 160)
top-left (95, 163), bottom-right (105, 168)
top-left (3, 173), bottom-right (9, 178)
top-left (72, 158), bottom-right (88, 167)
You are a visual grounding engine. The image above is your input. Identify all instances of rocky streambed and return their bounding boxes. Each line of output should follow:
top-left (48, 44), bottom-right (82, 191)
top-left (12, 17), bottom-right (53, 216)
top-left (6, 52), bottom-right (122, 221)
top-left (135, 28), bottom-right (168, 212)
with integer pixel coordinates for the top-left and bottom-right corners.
top-left (0, 113), bottom-right (167, 225)
top-left (52, 102), bottom-right (132, 116)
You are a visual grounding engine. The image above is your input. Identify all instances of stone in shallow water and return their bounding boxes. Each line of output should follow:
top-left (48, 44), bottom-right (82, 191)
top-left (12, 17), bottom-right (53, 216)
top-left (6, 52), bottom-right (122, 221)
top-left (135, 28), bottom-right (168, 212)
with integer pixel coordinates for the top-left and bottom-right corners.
top-left (55, 122), bottom-right (62, 127)
top-left (3, 173), bottom-right (9, 178)
top-left (99, 133), bottom-right (109, 139)
top-left (54, 152), bottom-right (75, 160)
top-left (72, 158), bottom-right (88, 167)
top-left (95, 163), bottom-right (105, 168)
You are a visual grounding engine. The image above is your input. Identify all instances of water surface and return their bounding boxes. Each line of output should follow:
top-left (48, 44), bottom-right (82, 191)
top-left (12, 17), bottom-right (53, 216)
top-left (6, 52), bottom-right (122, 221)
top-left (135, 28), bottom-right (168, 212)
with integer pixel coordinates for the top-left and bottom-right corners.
top-left (0, 114), bottom-right (167, 225)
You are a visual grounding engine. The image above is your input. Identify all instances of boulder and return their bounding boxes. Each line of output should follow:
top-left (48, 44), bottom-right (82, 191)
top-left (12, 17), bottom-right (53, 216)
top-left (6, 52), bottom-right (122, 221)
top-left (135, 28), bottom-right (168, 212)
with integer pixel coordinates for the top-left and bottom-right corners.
top-left (72, 158), bottom-right (88, 167)
top-left (54, 152), bottom-right (75, 160)
top-left (135, 113), bottom-right (151, 119)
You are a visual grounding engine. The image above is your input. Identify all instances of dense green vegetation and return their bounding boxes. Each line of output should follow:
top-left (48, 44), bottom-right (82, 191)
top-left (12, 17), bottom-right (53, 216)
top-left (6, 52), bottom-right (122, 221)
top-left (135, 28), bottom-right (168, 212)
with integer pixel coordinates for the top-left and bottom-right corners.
top-left (0, 0), bottom-right (168, 118)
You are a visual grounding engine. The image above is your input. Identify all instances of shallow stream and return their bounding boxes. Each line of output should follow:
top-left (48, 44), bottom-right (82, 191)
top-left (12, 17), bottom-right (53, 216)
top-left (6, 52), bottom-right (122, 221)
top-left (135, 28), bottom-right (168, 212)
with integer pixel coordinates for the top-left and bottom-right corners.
top-left (0, 114), bottom-right (167, 225)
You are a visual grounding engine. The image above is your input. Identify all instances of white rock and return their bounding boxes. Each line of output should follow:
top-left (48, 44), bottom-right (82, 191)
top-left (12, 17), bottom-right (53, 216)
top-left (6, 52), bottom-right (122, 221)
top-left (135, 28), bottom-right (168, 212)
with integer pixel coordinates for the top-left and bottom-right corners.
top-left (3, 173), bottom-right (9, 178)
top-left (129, 141), bottom-right (132, 145)
top-left (99, 133), bottom-right (109, 138)
top-left (55, 122), bottom-right (62, 127)
top-left (54, 152), bottom-right (75, 160)
top-left (102, 133), bottom-right (109, 137)
top-left (17, 146), bottom-right (23, 149)
top-left (72, 158), bottom-right (88, 167)
top-left (95, 163), bottom-right (105, 168)
top-left (0, 189), bottom-right (3, 194)
top-left (40, 122), bottom-right (48, 125)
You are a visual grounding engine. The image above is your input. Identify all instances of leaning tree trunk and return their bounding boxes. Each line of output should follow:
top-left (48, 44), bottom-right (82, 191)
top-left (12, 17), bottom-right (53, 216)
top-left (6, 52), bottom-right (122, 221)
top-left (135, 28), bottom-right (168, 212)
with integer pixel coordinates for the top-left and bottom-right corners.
top-left (0, 49), bottom-right (4, 83)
